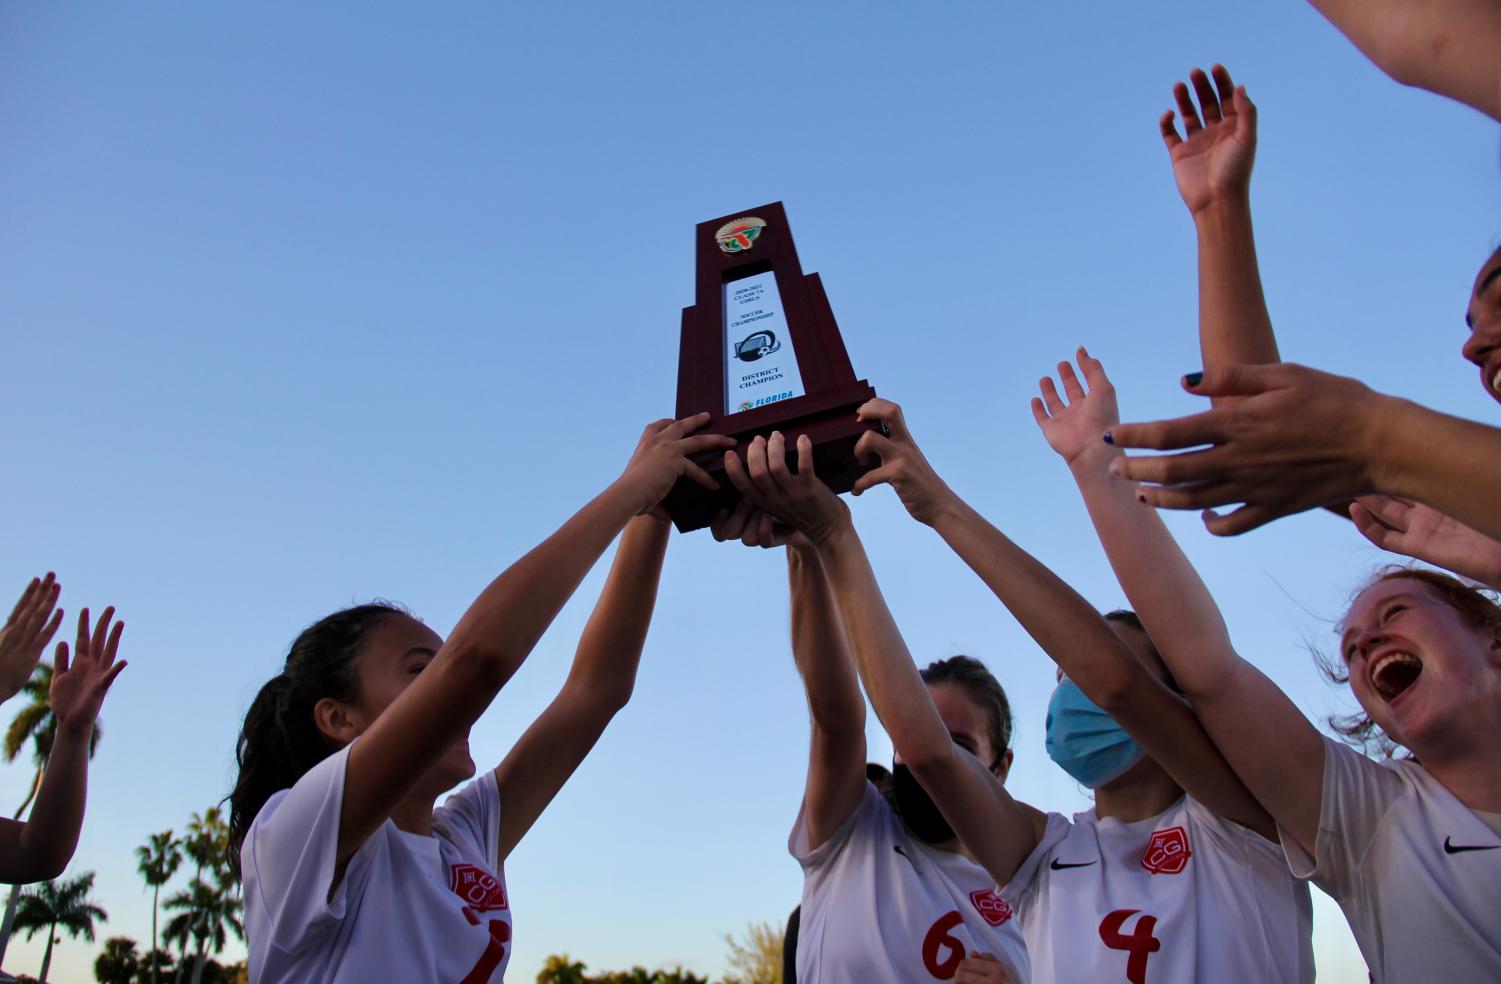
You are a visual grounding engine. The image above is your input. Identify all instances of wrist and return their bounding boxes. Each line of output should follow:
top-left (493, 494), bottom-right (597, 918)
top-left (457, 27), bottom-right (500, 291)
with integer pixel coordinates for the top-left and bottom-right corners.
top-left (53, 720), bottom-right (93, 745)
top-left (1190, 195), bottom-right (1253, 231)
top-left (808, 512), bottom-right (857, 555)
top-left (1066, 440), bottom-right (1122, 474)
top-left (918, 484), bottom-right (963, 527)
top-left (1355, 389), bottom-right (1414, 495)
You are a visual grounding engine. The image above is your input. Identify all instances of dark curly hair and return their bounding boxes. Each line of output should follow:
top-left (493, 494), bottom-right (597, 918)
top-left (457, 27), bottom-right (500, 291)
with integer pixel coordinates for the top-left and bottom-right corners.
top-left (227, 603), bottom-right (407, 873)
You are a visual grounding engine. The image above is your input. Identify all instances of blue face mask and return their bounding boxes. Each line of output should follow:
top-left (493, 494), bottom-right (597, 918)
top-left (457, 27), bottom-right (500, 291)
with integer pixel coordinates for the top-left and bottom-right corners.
top-left (1044, 678), bottom-right (1145, 788)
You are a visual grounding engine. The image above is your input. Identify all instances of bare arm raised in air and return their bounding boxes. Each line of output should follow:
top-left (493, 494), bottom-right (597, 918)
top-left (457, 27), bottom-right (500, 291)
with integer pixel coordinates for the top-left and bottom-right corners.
top-left (851, 395), bottom-right (1274, 837)
top-left (1163, 65), bottom-right (1278, 383)
top-left (711, 497), bottom-right (867, 851)
top-left (0, 599), bottom-right (127, 883)
top-left (1050, 350), bottom-right (1325, 852)
top-left (1307, 0), bottom-right (1501, 120)
top-left (494, 514), bottom-right (670, 859)
top-left (336, 414), bottom-right (735, 868)
top-left (727, 432), bottom-right (1046, 886)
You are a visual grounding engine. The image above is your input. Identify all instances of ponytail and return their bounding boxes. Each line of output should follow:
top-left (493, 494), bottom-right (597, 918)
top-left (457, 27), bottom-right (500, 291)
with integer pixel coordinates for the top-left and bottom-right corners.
top-left (228, 603), bottom-right (403, 873)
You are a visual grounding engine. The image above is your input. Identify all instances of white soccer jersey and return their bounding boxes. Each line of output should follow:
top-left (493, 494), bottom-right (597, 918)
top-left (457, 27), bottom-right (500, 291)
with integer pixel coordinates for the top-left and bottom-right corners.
top-left (1280, 736), bottom-right (1501, 981)
top-left (790, 782), bottom-right (1031, 982)
top-left (1004, 794), bottom-right (1313, 984)
top-left (244, 746), bottom-right (513, 983)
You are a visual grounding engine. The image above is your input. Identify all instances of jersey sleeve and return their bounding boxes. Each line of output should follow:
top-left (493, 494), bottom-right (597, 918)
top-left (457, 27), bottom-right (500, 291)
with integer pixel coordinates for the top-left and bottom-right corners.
top-left (1278, 735), bottom-right (1405, 897)
top-left (1000, 811), bottom-right (1070, 909)
top-left (789, 781), bottom-right (884, 871)
top-left (433, 771), bottom-right (503, 870)
top-left (243, 745), bottom-right (366, 954)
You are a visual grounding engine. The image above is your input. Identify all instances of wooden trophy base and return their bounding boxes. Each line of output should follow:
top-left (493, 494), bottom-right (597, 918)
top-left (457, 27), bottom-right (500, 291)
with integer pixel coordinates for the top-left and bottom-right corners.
top-left (661, 380), bottom-right (880, 533)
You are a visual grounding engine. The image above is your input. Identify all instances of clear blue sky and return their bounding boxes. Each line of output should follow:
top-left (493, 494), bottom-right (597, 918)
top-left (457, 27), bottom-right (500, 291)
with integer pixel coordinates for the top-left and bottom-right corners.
top-left (1, 3), bottom-right (1496, 981)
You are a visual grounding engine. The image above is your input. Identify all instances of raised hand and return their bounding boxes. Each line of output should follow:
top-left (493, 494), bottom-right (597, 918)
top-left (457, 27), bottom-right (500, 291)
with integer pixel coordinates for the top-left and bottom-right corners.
top-left (1351, 495), bottom-right (1501, 588)
top-left (1031, 347), bottom-right (1120, 465)
top-left (709, 496), bottom-right (807, 550)
top-left (723, 432), bottom-right (850, 546)
top-left (849, 398), bottom-right (956, 526)
top-left (616, 412), bottom-right (737, 520)
top-left (954, 952), bottom-right (1020, 984)
top-left (0, 574), bottom-right (65, 703)
top-left (49, 607), bottom-right (127, 737)
top-left (1162, 65), bottom-right (1257, 217)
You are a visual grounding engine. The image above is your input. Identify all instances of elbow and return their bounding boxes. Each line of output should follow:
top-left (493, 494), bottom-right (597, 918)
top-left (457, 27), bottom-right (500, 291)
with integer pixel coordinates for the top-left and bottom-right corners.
top-left (808, 698), bottom-right (863, 739)
top-left (899, 735), bottom-right (960, 778)
top-left (1086, 671), bottom-right (1137, 716)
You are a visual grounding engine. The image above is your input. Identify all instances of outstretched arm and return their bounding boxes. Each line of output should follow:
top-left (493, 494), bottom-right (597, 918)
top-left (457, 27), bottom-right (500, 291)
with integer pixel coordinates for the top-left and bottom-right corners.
top-left (1307, 0), bottom-right (1501, 120)
top-left (495, 514), bottom-right (670, 859)
top-left (854, 392), bottom-right (1274, 837)
top-left (1110, 364), bottom-right (1501, 540)
top-left (338, 414), bottom-right (735, 867)
top-left (0, 607), bottom-right (127, 883)
top-left (0, 575), bottom-right (64, 706)
top-left (1350, 495), bottom-right (1501, 588)
top-left (1054, 351), bottom-right (1324, 851)
top-left (712, 497), bottom-right (868, 850)
top-left (1163, 66), bottom-right (1278, 386)
top-left (729, 432), bottom-right (1046, 886)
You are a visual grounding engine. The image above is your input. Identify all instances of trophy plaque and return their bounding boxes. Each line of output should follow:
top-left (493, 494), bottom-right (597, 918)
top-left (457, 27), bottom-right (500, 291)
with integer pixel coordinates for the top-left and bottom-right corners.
top-left (663, 201), bottom-right (880, 532)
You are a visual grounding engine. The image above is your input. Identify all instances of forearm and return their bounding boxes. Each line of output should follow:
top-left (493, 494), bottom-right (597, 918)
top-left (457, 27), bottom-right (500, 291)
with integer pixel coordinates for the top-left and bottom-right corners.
top-left (814, 524), bottom-right (954, 765)
top-left (789, 544), bottom-right (864, 733)
top-left (1194, 200), bottom-right (1279, 383)
top-left (1307, 0), bottom-right (1501, 118)
top-left (445, 479), bottom-right (642, 686)
top-left (1069, 448), bottom-right (1237, 698)
top-left (14, 728), bottom-right (89, 880)
top-left (1370, 398), bottom-right (1501, 540)
top-left (927, 495), bottom-right (1141, 703)
top-left (563, 515), bottom-right (670, 713)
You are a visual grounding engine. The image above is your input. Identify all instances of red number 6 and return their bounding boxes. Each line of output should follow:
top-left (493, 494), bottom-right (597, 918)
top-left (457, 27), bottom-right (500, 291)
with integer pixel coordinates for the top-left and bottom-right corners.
top-left (922, 910), bottom-right (966, 979)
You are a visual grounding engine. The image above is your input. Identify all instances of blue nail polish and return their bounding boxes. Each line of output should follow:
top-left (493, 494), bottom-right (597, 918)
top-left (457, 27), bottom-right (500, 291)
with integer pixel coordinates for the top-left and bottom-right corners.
top-left (1183, 371), bottom-right (1203, 387)
top-left (1102, 431), bottom-right (1114, 445)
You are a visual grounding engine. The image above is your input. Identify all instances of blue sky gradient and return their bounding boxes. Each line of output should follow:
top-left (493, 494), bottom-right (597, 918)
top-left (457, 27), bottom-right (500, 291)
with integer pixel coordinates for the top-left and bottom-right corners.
top-left (1, 3), bottom-right (1497, 980)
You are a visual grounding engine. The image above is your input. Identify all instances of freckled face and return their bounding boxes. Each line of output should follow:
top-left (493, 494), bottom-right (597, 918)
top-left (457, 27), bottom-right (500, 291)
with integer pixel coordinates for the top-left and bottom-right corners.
top-left (1463, 250), bottom-right (1501, 406)
top-left (347, 615), bottom-right (477, 790)
top-left (1341, 578), bottom-right (1501, 752)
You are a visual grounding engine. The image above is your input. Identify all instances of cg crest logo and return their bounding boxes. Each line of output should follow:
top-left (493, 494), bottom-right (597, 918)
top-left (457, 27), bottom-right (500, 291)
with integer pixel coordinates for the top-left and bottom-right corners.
top-left (715, 216), bottom-right (766, 253)
top-left (734, 329), bottom-right (781, 363)
top-left (1140, 826), bottom-right (1192, 875)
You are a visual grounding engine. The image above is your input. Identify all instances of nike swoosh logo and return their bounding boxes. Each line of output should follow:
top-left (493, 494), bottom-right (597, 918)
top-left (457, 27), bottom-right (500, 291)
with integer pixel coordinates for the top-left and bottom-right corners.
top-left (1444, 836), bottom-right (1501, 855)
top-left (1049, 859), bottom-right (1098, 870)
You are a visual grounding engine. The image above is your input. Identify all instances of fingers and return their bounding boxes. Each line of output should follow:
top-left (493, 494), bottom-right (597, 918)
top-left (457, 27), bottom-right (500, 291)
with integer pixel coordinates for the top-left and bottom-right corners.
top-left (1058, 359), bottom-right (1086, 403)
top-left (712, 497), bottom-right (757, 542)
top-left (796, 433), bottom-right (814, 478)
top-left (1190, 67), bottom-right (1221, 124)
top-left (854, 429), bottom-right (896, 467)
top-left (38, 609), bottom-right (64, 651)
top-left (1232, 84), bottom-right (1257, 142)
top-left (1076, 345), bottom-right (1109, 387)
top-left (1354, 494), bottom-right (1408, 531)
top-left (1350, 502), bottom-right (1397, 549)
top-left (1029, 396), bottom-right (1050, 430)
top-left (1173, 81), bottom-right (1203, 134)
top-left (101, 618), bottom-right (124, 669)
top-left (88, 607), bottom-right (116, 660)
top-left (1159, 109), bottom-right (1182, 150)
top-left (1211, 64), bottom-right (1237, 115)
top-left (653, 411), bottom-right (711, 442)
top-left (722, 449), bottom-right (764, 510)
top-left (1038, 374), bottom-right (1066, 416)
top-left (54, 640), bottom-right (70, 676)
top-left (1133, 477), bottom-right (1241, 510)
top-left (678, 432), bottom-right (737, 455)
top-left (1203, 503), bottom-right (1279, 536)
top-left (856, 398), bottom-right (910, 441)
top-left (75, 608), bottom-right (91, 658)
top-left (766, 431), bottom-right (792, 492)
top-left (682, 459), bottom-right (719, 492)
top-left (851, 464), bottom-right (896, 497)
top-left (1183, 363), bottom-right (1284, 398)
top-left (99, 660), bottom-right (127, 695)
top-left (1106, 409), bottom-right (1226, 452)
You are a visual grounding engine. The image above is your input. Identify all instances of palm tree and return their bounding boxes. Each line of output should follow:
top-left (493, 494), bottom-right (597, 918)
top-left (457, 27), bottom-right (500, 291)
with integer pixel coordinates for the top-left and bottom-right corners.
top-left (0, 663), bottom-right (103, 965)
top-left (537, 954), bottom-right (589, 984)
top-left (12, 871), bottom-right (108, 983)
top-left (170, 809), bottom-right (233, 984)
top-left (94, 935), bottom-right (140, 984)
top-left (163, 876), bottom-right (243, 984)
top-left (135, 831), bottom-right (181, 984)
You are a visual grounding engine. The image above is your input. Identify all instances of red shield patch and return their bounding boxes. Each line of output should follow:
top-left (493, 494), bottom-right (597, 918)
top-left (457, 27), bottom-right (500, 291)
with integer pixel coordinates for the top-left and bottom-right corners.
top-left (1140, 826), bottom-right (1192, 875)
top-left (449, 863), bottom-right (508, 912)
top-left (969, 889), bottom-right (1014, 927)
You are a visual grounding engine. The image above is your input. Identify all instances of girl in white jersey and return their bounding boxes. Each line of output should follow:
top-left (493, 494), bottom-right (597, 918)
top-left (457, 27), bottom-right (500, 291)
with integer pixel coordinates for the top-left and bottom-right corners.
top-left (721, 427), bottom-right (1310, 983)
top-left (708, 505), bottom-right (1028, 983)
top-left (227, 414), bottom-right (733, 984)
top-left (1057, 346), bottom-right (1501, 980)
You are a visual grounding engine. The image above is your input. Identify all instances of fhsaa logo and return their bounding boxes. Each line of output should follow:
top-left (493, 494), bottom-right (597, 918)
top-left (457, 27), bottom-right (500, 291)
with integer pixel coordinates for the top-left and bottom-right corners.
top-left (715, 216), bottom-right (767, 253)
top-left (734, 329), bottom-right (780, 363)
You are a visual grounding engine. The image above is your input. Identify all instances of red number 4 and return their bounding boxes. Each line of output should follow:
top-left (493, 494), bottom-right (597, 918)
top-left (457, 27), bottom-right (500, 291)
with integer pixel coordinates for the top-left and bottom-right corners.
top-left (458, 905), bottom-right (511, 984)
top-left (1099, 908), bottom-right (1161, 984)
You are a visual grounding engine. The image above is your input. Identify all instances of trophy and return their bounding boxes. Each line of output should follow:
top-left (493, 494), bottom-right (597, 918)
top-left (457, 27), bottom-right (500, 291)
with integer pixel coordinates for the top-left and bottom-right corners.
top-left (663, 202), bottom-right (880, 532)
